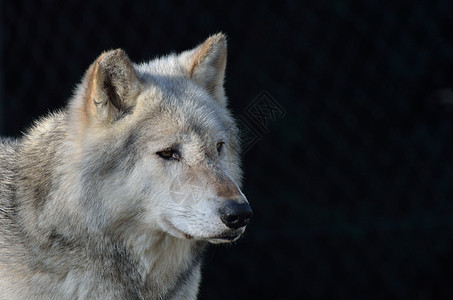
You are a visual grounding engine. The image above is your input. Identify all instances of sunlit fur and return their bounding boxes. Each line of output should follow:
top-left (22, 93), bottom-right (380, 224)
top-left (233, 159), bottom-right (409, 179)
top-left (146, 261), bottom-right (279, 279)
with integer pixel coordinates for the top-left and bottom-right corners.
top-left (0, 33), bottom-right (250, 299)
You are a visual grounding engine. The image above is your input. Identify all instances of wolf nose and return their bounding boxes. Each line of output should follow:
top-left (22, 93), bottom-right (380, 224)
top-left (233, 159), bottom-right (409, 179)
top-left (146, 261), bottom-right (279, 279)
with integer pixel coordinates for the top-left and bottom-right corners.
top-left (219, 200), bottom-right (253, 229)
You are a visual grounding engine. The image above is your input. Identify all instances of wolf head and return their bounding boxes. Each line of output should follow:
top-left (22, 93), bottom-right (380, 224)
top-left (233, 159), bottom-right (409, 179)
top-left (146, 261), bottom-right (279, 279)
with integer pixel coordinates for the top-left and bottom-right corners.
top-left (68, 34), bottom-right (251, 244)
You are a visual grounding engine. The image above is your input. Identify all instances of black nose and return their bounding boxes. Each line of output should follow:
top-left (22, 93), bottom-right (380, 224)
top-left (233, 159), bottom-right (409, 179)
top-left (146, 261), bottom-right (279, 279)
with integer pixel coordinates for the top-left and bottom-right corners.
top-left (219, 200), bottom-right (253, 229)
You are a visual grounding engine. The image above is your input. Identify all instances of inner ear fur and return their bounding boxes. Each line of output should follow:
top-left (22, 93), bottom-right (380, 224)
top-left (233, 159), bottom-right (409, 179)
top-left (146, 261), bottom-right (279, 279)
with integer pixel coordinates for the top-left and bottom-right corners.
top-left (181, 33), bottom-right (228, 106)
top-left (85, 49), bottom-right (141, 123)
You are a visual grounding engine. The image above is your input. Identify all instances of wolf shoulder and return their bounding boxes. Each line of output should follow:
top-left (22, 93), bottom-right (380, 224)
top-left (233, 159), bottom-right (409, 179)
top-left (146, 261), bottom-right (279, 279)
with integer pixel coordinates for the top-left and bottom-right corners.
top-left (0, 137), bottom-right (18, 155)
top-left (0, 136), bottom-right (18, 195)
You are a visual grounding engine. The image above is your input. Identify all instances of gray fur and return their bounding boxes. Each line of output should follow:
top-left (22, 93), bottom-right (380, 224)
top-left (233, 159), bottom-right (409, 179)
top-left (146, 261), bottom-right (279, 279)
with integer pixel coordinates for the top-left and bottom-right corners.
top-left (0, 33), bottom-right (250, 299)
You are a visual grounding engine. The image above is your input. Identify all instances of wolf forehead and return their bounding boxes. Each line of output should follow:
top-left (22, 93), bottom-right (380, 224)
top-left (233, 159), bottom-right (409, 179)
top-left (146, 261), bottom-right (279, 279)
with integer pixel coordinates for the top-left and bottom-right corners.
top-left (135, 58), bottom-right (231, 113)
top-left (123, 63), bottom-right (235, 146)
top-left (135, 78), bottom-right (230, 130)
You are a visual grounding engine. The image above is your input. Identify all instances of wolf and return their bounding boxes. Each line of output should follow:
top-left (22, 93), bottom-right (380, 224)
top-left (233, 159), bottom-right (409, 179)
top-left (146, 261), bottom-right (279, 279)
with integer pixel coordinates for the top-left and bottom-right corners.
top-left (0, 33), bottom-right (252, 299)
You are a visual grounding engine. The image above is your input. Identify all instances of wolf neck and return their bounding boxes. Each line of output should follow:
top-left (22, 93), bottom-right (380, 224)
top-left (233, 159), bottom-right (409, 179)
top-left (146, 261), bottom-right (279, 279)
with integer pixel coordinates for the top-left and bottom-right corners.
top-left (124, 228), bottom-right (206, 289)
top-left (99, 227), bottom-right (206, 297)
top-left (13, 112), bottom-right (205, 295)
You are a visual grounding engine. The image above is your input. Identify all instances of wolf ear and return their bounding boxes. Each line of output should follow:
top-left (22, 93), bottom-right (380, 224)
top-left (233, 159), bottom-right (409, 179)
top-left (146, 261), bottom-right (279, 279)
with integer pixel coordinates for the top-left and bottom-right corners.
top-left (85, 49), bottom-right (141, 123)
top-left (181, 33), bottom-right (227, 106)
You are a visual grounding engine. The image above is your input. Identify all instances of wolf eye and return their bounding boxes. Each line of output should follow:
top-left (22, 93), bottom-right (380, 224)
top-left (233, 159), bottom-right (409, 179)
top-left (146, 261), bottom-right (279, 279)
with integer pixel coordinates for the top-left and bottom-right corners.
top-left (216, 142), bottom-right (224, 154)
top-left (156, 149), bottom-right (180, 161)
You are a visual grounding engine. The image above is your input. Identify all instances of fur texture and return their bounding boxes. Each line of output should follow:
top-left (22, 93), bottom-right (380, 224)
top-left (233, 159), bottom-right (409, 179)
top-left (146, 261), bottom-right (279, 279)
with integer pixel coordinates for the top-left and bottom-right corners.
top-left (0, 33), bottom-right (251, 299)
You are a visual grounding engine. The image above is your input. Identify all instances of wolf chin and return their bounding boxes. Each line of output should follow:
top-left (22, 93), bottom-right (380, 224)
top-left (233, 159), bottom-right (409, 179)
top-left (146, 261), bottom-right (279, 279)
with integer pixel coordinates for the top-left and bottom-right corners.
top-left (0, 33), bottom-right (252, 299)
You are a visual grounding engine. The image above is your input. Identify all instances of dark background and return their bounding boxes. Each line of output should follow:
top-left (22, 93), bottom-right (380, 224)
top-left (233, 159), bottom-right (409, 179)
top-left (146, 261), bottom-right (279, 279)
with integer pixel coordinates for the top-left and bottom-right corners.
top-left (1, 1), bottom-right (453, 299)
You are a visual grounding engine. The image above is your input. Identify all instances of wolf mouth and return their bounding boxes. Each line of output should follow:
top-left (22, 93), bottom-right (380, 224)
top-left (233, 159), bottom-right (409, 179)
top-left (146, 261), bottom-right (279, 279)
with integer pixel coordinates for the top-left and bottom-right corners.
top-left (162, 217), bottom-right (193, 240)
top-left (207, 230), bottom-right (243, 244)
top-left (163, 217), bottom-right (243, 243)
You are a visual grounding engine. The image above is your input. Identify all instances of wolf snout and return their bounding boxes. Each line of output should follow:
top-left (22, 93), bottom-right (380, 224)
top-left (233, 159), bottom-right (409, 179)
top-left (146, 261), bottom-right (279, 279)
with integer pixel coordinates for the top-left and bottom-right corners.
top-left (219, 200), bottom-right (253, 229)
